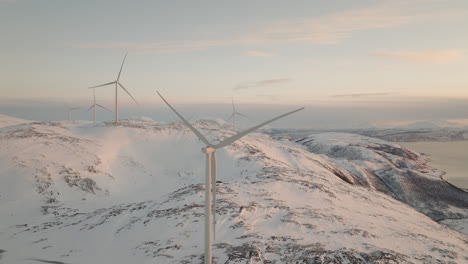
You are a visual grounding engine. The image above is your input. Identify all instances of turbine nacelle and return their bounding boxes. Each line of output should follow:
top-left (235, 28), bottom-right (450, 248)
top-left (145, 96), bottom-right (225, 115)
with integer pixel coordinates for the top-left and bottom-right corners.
top-left (202, 147), bottom-right (216, 154)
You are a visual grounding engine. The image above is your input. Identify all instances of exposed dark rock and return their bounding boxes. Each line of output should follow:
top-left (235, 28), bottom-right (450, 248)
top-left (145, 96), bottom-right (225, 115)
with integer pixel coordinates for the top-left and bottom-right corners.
top-left (60, 167), bottom-right (101, 194)
top-left (367, 144), bottom-right (420, 161)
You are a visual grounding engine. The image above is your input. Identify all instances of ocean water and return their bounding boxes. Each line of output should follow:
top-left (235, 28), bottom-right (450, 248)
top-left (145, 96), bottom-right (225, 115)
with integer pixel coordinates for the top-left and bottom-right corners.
top-left (400, 141), bottom-right (468, 189)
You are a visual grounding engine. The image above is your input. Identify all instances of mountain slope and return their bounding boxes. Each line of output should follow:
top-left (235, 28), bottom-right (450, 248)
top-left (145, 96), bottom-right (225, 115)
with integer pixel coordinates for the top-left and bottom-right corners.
top-left (296, 133), bottom-right (468, 222)
top-left (0, 114), bottom-right (32, 128)
top-left (0, 118), bottom-right (467, 263)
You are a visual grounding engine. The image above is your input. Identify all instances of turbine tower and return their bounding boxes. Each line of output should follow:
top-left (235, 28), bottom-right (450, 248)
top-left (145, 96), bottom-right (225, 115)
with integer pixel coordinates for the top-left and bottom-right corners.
top-left (157, 91), bottom-right (303, 264)
top-left (89, 53), bottom-right (139, 123)
top-left (225, 98), bottom-right (247, 131)
top-left (67, 106), bottom-right (80, 124)
top-left (87, 88), bottom-right (112, 123)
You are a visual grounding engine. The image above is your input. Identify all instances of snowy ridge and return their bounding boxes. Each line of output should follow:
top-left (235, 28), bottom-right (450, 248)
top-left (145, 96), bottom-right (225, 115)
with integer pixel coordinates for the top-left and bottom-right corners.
top-left (267, 127), bottom-right (468, 142)
top-left (0, 117), bottom-right (467, 263)
top-left (352, 128), bottom-right (468, 142)
top-left (296, 133), bottom-right (468, 222)
top-left (0, 114), bottom-right (33, 129)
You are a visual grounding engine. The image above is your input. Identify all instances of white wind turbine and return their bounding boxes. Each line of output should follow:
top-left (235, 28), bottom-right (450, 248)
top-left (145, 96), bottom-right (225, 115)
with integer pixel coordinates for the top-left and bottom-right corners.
top-left (89, 53), bottom-right (138, 123)
top-left (157, 91), bottom-right (303, 264)
top-left (87, 88), bottom-right (112, 123)
top-left (67, 106), bottom-right (80, 124)
top-left (224, 98), bottom-right (247, 131)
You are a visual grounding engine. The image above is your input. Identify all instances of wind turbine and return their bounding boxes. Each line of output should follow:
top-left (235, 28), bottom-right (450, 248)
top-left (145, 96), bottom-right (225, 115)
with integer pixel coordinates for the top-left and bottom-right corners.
top-left (89, 53), bottom-right (139, 123)
top-left (224, 98), bottom-right (247, 131)
top-left (67, 106), bottom-right (80, 124)
top-left (157, 91), bottom-right (303, 264)
top-left (87, 88), bottom-right (112, 123)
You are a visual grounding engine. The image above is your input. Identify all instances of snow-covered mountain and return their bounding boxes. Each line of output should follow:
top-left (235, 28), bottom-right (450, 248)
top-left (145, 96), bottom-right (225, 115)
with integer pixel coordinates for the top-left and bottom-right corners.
top-left (267, 127), bottom-right (468, 142)
top-left (295, 133), bottom-right (468, 226)
top-left (0, 116), bottom-right (467, 263)
top-left (395, 120), bottom-right (468, 130)
top-left (351, 128), bottom-right (468, 142)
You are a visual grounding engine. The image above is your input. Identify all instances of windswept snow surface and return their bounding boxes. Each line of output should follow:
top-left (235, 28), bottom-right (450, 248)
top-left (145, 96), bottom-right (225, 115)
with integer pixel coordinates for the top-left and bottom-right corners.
top-left (0, 114), bottom-right (32, 128)
top-left (0, 116), bottom-right (467, 263)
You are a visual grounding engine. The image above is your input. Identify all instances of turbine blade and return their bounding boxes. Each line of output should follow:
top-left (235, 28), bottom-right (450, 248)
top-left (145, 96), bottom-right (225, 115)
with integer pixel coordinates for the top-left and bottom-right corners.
top-left (87, 104), bottom-right (95, 112)
top-left (118, 82), bottom-right (139, 105)
top-left (224, 113), bottom-right (234, 124)
top-left (232, 98), bottom-right (236, 112)
top-left (156, 91), bottom-right (212, 146)
top-left (214, 107), bottom-right (304, 149)
top-left (237, 112), bottom-right (248, 118)
top-left (211, 152), bottom-right (217, 241)
top-left (217, 113), bottom-right (234, 131)
top-left (117, 52), bottom-right (128, 81)
top-left (96, 104), bottom-right (112, 112)
top-left (89, 81), bottom-right (116, 88)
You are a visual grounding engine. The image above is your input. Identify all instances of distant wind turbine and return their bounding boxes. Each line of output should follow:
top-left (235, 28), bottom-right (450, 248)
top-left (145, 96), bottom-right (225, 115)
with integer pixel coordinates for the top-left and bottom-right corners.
top-left (67, 106), bottom-right (80, 124)
top-left (89, 53), bottom-right (138, 123)
top-left (224, 98), bottom-right (247, 131)
top-left (87, 89), bottom-right (112, 123)
top-left (157, 91), bottom-right (303, 264)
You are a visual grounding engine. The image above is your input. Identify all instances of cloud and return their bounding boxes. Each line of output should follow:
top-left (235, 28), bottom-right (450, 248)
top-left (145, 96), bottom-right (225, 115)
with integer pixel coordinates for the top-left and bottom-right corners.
top-left (250, 1), bottom-right (463, 45)
top-left (234, 78), bottom-right (291, 91)
top-left (71, 1), bottom-right (464, 54)
top-left (257, 78), bottom-right (290, 85)
top-left (372, 49), bottom-right (465, 62)
top-left (246, 51), bottom-right (274, 57)
top-left (331, 93), bottom-right (394, 98)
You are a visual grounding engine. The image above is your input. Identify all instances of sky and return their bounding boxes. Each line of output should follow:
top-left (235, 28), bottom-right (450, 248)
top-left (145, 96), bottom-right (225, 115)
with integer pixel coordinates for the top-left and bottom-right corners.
top-left (1, 0), bottom-right (468, 128)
